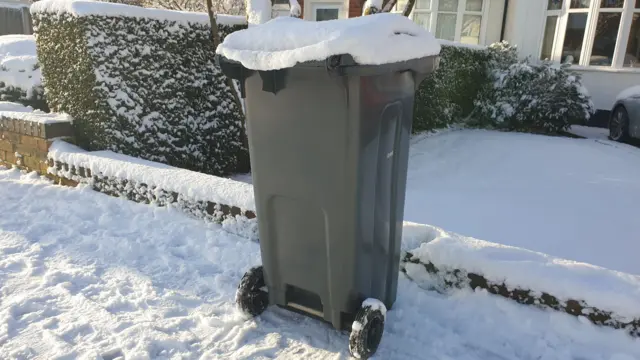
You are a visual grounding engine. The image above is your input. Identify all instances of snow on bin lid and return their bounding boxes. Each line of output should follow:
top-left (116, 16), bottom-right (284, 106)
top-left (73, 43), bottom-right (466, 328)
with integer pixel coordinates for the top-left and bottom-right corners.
top-left (215, 13), bottom-right (441, 71)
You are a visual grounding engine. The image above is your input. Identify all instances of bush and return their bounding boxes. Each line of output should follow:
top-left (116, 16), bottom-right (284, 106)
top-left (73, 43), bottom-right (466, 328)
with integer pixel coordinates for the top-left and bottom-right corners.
top-left (474, 61), bottom-right (595, 133)
top-left (413, 43), bottom-right (490, 132)
top-left (0, 35), bottom-right (48, 112)
top-left (31, 2), bottom-right (249, 176)
top-left (413, 41), bottom-right (517, 133)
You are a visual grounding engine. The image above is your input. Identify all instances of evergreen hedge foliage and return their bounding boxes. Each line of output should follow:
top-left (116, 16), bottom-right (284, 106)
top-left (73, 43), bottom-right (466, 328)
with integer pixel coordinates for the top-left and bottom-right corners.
top-left (0, 82), bottom-right (48, 112)
top-left (413, 40), bottom-right (594, 135)
top-left (474, 61), bottom-right (595, 133)
top-left (413, 43), bottom-right (491, 133)
top-left (32, 8), bottom-right (249, 176)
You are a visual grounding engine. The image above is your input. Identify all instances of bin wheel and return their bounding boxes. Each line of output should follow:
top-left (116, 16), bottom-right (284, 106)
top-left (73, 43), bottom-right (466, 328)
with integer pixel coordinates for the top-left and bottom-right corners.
top-left (348, 300), bottom-right (386, 359)
top-left (236, 265), bottom-right (269, 317)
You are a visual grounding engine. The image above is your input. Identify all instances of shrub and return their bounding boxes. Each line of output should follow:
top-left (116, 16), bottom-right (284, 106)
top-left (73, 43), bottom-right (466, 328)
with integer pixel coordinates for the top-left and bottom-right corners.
top-left (0, 35), bottom-right (48, 112)
top-left (413, 43), bottom-right (490, 132)
top-left (474, 61), bottom-right (595, 133)
top-left (31, 1), bottom-right (249, 176)
top-left (413, 41), bottom-right (517, 133)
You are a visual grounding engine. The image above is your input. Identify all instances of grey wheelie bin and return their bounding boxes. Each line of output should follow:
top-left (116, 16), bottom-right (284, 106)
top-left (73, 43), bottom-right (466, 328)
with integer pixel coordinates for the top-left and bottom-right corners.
top-left (216, 14), bottom-right (440, 360)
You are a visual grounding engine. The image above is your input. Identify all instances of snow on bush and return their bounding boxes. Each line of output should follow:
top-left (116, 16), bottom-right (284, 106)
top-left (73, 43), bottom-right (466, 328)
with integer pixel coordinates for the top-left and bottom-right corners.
top-left (31, 0), bottom-right (249, 176)
top-left (402, 226), bottom-right (640, 337)
top-left (474, 61), bottom-right (595, 133)
top-left (0, 35), bottom-right (48, 112)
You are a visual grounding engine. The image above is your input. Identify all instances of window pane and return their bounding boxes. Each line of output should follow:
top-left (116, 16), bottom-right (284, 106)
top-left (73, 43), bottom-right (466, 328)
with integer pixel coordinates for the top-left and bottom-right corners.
top-left (466, 0), bottom-right (483, 11)
top-left (541, 16), bottom-right (558, 60)
top-left (547, 0), bottom-right (562, 10)
top-left (589, 13), bottom-right (621, 66)
top-left (413, 12), bottom-right (431, 28)
top-left (316, 8), bottom-right (339, 21)
top-left (436, 13), bottom-right (457, 40)
top-left (600, 0), bottom-right (623, 8)
top-left (637, 0), bottom-right (640, 8)
top-left (570, 0), bottom-right (590, 8)
top-left (415, 0), bottom-right (430, 10)
top-left (461, 14), bottom-right (481, 44)
top-left (438, 0), bottom-right (458, 12)
top-left (624, 14), bottom-right (640, 67)
top-left (561, 13), bottom-right (588, 64)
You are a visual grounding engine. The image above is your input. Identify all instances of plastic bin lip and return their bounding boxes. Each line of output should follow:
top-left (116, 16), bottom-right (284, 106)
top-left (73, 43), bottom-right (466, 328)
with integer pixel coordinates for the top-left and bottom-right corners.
top-left (216, 53), bottom-right (439, 77)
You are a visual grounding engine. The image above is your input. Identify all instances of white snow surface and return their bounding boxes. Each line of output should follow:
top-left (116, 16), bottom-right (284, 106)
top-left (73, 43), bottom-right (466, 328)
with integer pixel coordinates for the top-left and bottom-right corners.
top-left (616, 85), bottom-right (640, 102)
top-left (1, 167), bottom-right (640, 359)
top-left (288, 0), bottom-right (301, 17)
top-left (362, 298), bottom-right (387, 318)
top-left (216, 13), bottom-right (442, 71)
top-left (245, 0), bottom-right (271, 25)
top-left (0, 101), bottom-right (35, 113)
top-left (0, 35), bottom-right (41, 92)
top-left (405, 129), bottom-right (640, 276)
top-left (408, 228), bottom-right (640, 321)
top-left (47, 140), bottom-right (256, 211)
top-left (0, 105), bottom-right (71, 124)
top-left (31, 0), bottom-right (246, 26)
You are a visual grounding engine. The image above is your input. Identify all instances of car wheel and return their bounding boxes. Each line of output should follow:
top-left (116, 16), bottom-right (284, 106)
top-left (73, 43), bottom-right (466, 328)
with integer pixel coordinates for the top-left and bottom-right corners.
top-left (609, 106), bottom-right (631, 142)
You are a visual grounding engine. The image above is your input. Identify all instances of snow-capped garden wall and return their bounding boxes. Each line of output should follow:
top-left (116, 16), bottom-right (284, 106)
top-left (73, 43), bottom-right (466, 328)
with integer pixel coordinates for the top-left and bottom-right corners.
top-left (0, 35), bottom-right (47, 112)
top-left (30, 0), bottom-right (249, 176)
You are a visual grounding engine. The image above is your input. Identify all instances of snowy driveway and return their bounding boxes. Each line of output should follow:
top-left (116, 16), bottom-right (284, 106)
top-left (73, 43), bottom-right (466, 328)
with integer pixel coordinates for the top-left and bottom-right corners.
top-left (1, 168), bottom-right (640, 359)
top-left (405, 129), bottom-right (640, 275)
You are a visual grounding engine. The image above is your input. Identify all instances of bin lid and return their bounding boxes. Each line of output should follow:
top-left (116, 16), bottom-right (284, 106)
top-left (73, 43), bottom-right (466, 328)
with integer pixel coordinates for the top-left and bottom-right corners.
top-left (215, 13), bottom-right (441, 72)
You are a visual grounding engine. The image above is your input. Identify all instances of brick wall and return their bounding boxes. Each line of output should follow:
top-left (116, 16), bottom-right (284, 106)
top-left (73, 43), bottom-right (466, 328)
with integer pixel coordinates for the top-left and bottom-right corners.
top-left (349, 0), bottom-right (364, 18)
top-left (0, 114), bottom-right (73, 173)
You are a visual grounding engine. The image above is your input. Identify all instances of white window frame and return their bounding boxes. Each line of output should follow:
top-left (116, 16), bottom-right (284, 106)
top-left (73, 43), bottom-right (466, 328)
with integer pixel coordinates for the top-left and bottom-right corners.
top-left (393, 0), bottom-right (489, 44)
top-left (312, 3), bottom-right (342, 21)
top-left (541, 0), bottom-right (640, 70)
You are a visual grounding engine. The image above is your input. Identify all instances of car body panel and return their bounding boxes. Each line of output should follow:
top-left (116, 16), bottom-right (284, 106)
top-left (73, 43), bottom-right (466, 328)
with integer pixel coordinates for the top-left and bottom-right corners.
top-left (612, 96), bottom-right (640, 139)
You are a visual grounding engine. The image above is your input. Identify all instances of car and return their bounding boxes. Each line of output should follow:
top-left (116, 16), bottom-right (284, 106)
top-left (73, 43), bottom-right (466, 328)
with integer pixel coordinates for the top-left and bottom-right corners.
top-left (610, 85), bottom-right (640, 142)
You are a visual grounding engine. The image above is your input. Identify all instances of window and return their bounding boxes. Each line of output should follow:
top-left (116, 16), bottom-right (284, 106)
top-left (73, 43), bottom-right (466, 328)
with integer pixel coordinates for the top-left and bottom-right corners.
top-left (312, 5), bottom-right (340, 21)
top-left (393, 0), bottom-right (486, 44)
top-left (541, 0), bottom-right (640, 69)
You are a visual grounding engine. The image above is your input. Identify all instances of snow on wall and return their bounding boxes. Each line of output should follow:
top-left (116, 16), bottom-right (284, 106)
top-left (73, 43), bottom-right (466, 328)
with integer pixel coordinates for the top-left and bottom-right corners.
top-left (48, 140), bottom-right (256, 211)
top-left (404, 228), bottom-right (640, 324)
top-left (31, 0), bottom-right (246, 26)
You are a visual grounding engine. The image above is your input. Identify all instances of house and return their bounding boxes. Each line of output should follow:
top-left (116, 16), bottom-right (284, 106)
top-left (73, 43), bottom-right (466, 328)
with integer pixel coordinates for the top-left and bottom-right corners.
top-left (273, 0), bottom-right (640, 126)
top-left (0, 0), bottom-right (32, 36)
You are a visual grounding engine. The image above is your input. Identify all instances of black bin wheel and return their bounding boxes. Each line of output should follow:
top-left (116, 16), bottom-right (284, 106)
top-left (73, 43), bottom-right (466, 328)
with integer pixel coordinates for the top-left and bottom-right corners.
top-left (236, 265), bottom-right (269, 317)
top-left (348, 299), bottom-right (387, 359)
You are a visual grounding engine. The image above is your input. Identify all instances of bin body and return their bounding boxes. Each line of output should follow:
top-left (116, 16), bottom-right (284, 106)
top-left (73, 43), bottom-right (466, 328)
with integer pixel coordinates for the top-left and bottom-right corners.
top-left (238, 57), bottom-right (436, 331)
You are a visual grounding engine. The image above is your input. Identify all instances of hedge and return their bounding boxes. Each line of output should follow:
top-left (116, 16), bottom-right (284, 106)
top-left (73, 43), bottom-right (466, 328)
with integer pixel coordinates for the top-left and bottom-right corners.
top-left (414, 40), bottom-right (593, 135)
top-left (413, 42), bottom-right (492, 133)
top-left (0, 83), bottom-right (48, 112)
top-left (31, 2), bottom-right (249, 176)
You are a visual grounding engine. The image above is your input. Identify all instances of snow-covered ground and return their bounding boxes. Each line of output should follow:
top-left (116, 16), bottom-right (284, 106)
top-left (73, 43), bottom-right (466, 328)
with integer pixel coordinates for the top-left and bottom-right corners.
top-left (568, 125), bottom-right (609, 140)
top-left (405, 129), bottom-right (640, 275)
top-left (1, 167), bottom-right (640, 359)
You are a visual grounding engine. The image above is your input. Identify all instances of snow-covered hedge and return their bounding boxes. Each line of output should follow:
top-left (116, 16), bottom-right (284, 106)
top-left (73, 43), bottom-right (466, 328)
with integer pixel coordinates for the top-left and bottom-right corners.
top-left (401, 227), bottom-right (640, 338)
top-left (0, 35), bottom-right (48, 112)
top-left (413, 41), bottom-right (516, 132)
top-left (415, 40), bottom-right (594, 135)
top-left (31, 0), bottom-right (249, 176)
top-left (474, 61), bottom-right (595, 133)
